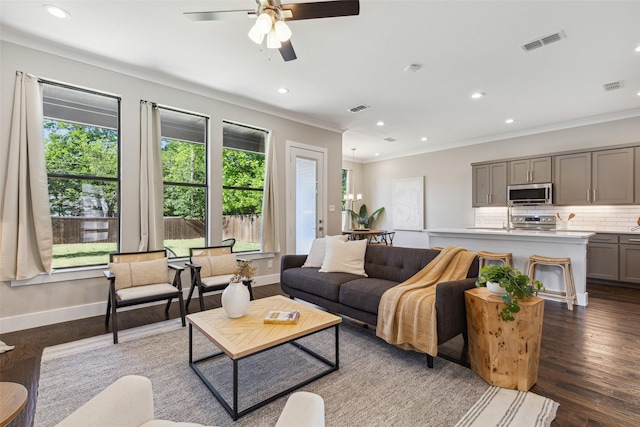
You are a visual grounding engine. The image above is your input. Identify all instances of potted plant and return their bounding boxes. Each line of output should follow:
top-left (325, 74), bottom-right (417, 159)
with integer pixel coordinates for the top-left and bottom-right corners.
top-left (475, 264), bottom-right (544, 321)
top-left (346, 204), bottom-right (384, 229)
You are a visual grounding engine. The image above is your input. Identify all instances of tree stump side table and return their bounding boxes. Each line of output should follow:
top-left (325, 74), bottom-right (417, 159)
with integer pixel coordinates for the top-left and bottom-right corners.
top-left (464, 287), bottom-right (544, 391)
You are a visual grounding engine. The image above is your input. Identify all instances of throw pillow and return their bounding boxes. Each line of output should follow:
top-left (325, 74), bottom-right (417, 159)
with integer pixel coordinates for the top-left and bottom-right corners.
top-left (191, 254), bottom-right (237, 278)
top-left (319, 238), bottom-right (368, 276)
top-left (303, 235), bottom-right (349, 268)
top-left (109, 257), bottom-right (169, 290)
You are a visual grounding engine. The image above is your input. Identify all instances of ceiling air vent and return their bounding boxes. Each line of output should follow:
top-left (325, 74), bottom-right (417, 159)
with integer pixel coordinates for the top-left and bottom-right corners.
top-left (348, 104), bottom-right (370, 113)
top-left (521, 31), bottom-right (566, 52)
top-left (383, 137), bottom-right (396, 142)
top-left (603, 81), bottom-right (624, 92)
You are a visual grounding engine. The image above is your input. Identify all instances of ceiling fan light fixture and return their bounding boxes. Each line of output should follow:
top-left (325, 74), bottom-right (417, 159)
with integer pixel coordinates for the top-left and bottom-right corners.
top-left (248, 24), bottom-right (264, 44)
top-left (256, 12), bottom-right (273, 35)
top-left (267, 30), bottom-right (282, 49)
top-left (274, 20), bottom-right (291, 42)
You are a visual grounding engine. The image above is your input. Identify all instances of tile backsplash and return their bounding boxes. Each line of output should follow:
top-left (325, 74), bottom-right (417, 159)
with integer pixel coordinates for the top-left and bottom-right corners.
top-left (474, 205), bottom-right (640, 232)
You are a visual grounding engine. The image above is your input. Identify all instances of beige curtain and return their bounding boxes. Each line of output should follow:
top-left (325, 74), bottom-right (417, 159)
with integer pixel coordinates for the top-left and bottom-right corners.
top-left (260, 131), bottom-right (280, 253)
top-left (139, 101), bottom-right (164, 251)
top-left (0, 72), bottom-right (53, 280)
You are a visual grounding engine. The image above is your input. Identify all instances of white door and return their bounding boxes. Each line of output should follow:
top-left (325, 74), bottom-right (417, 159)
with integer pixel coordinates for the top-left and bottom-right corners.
top-left (287, 143), bottom-right (326, 254)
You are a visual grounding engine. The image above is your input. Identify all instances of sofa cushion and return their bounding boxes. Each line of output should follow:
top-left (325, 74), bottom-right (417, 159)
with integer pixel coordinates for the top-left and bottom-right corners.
top-left (281, 267), bottom-right (362, 302)
top-left (319, 238), bottom-right (368, 276)
top-left (339, 277), bottom-right (400, 314)
top-left (364, 245), bottom-right (438, 282)
top-left (303, 235), bottom-right (349, 268)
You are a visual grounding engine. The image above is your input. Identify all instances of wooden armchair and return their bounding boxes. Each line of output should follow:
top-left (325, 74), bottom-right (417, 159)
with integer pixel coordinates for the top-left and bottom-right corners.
top-left (104, 250), bottom-right (185, 344)
top-left (186, 246), bottom-right (253, 312)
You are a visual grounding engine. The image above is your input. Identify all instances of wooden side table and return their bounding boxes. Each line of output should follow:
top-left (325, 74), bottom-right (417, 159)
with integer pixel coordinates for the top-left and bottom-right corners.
top-left (0, 382), bottom-right (28, 427)
top-left (465, 287), bottom-right (544, 391)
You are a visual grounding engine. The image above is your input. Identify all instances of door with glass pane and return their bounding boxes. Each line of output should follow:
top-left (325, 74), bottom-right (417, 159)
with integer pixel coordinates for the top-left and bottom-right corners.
top-left (288, 145), bottom-right (325, 255)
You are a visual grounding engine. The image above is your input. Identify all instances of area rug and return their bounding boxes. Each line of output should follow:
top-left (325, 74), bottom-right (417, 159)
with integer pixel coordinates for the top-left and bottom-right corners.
top-left (35, 318), bottom-right (557, 427)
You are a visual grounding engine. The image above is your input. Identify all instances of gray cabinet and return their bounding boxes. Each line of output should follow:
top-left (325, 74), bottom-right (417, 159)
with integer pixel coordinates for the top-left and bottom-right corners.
top-left (508, 157), bottom-right (552, 185)
top-left (592, 148), bottom-right (635, 205)
top-left (619, 235), bottom-right (640, 284)
top-left (472, 162), bottom-right (507, 207)
top-left (636, 148), bottom-right (640, 203)
top-left (587, 234), bottom-right (619, 281)
top-left (554, 148), bottom-right (634, 206)
top-left (554, 152), bottom-right (591, 205)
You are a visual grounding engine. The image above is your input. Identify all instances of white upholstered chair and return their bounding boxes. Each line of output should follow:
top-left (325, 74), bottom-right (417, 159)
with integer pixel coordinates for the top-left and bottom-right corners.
top-left (105, 250), bottom-right (186, 344)
top-left (55, 375), bottom-right (325, 427)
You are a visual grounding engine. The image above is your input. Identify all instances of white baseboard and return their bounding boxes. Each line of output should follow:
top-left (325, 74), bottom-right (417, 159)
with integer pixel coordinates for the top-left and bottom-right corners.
top-left (0, 274), bottom-right (280, 334)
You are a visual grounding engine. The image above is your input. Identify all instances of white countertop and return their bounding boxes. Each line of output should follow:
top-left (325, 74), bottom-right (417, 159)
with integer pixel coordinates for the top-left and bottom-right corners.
top-left (427, 228), bottom-right (594, 243)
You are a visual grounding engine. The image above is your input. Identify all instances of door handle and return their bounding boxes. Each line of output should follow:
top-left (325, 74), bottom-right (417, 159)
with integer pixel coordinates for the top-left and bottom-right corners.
top-left (586, 190), bottom-right (590, 202)
top-left (592, 189), bottom-right (596, 203)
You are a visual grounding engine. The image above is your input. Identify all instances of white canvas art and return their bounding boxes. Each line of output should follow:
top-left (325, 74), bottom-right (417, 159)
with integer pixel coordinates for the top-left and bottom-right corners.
top-left (392, 176), bottom-right (424, 230)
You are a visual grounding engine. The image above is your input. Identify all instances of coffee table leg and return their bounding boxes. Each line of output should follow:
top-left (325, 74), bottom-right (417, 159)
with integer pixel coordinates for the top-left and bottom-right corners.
top-left (233, 359), bottom-right (239, 420)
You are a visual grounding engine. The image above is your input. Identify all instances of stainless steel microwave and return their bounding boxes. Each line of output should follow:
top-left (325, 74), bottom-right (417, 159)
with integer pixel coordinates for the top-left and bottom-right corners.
top-left (507, 183), bottom-right (553, 205)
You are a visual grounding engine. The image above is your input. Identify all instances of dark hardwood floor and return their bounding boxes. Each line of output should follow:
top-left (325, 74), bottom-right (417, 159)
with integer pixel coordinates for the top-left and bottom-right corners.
top-left (1, 283), bottom-right (639, 427)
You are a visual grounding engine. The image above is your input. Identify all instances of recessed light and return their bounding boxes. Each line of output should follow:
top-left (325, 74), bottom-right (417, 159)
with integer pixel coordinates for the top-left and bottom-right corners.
top-left (43, 4), bottom-right (70, 19)
top-left (635, 45), bottom-right (640, 53)
top-left (374, 153), bottom-right (380, 156)
top-left (421, 137), bottom-right (428, 142)
top-left (471, 92), bottom-right (485, 99)
top-left (277, 87), bottom-right (289, 94)
top-left (637, 91), bottom-right (640, 96)
top-left (376, 121), bottom-right (385, 126)
top-left (505, 118), bottom-right (515, 124)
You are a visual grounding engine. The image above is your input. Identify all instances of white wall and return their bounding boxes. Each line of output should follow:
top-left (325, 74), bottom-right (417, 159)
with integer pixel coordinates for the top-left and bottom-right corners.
top-left (0, 41), bottom-right (343, 332)
top-left (361, 116), bottom-right (640, 248)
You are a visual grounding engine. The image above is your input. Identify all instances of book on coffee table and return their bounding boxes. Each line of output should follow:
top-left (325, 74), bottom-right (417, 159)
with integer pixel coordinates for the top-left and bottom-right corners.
top-left (264, 310), bottom-right (300, 324)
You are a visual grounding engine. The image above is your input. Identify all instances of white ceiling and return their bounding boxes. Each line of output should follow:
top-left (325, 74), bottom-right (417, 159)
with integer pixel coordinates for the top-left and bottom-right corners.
top-left (1, 1), bottom-right (639, 162)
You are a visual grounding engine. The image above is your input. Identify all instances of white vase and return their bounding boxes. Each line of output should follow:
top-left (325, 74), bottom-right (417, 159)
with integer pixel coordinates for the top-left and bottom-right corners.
top-left (221, 281), bottom-right (250, 318)
top-left (487, 281), bottom-right (507, 295)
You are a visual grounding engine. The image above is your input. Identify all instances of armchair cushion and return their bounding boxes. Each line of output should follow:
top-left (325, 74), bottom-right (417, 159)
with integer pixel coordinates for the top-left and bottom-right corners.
top-left (191, 254), bottom-right (236, 278)
top-left (201, 274), bottom-right (235, 288)
top-left (109, 258), bottom-right (170, 290)
top-left (116, 283), bottom-right (179, 302)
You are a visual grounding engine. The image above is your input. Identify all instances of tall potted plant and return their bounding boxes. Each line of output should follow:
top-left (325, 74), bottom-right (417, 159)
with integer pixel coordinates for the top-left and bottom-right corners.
top-left (346, 204), bottom-right (384, 229)
top-left (475, 265), bottom-right (544, 321)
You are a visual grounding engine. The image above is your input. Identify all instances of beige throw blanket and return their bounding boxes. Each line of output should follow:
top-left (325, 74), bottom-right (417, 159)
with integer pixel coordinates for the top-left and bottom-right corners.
top-left (376, 246), bottom-right (477, 356)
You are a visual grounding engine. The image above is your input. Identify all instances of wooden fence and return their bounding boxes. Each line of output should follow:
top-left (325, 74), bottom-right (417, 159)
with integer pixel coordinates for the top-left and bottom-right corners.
top-left (51, 215), bottom-right (261, 244)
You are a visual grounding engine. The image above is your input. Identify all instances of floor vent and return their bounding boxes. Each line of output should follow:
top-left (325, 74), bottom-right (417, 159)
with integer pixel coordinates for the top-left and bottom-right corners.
top-left (383, 137), bottom-right (396, 142)
top-left (522, 31), bottom-right (565, 52)
top-left (348, 104), bottom-right (370, 113)
top-left (603, 81), bottom-right (624, 92)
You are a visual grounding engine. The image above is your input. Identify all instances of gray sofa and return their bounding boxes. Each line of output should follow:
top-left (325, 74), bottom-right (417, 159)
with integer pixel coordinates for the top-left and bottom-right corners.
top-left (280, 245), bottom-right (479, 368)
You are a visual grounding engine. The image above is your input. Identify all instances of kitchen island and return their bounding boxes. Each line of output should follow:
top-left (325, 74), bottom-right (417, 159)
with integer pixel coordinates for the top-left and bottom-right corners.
top-left (427, 228), bottom-right (595, 306)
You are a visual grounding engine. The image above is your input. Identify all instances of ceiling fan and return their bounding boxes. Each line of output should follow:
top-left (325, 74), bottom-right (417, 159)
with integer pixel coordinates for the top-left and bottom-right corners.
top-left (184, 0), bottom-right (360, 61)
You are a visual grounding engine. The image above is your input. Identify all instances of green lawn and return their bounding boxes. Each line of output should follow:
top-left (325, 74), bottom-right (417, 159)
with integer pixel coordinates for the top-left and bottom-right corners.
top-left (52, 239), bottom-right (260, 269)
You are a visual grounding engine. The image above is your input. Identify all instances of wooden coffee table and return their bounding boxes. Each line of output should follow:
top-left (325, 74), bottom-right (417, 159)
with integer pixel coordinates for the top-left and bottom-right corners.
top-left (187, 295), bottom-right (341, 420)
top-left (0, 382), bottom-right (28, 427)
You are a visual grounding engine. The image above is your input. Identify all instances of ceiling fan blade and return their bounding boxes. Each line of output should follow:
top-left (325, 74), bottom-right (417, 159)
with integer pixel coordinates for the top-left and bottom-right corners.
top-left (279, 40), bottom-right (298, 61)
top-left (183, 10), bottom-right (255, 21)
top-left (281, 0), bottom-right (359, 21)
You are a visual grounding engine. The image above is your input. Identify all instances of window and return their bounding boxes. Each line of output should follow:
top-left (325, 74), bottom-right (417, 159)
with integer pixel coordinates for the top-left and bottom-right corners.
top-left (342, 168), bottom-right (348, 211)
top-left (43, 83), bottom-right (120, 269)
top-left (222, 122), bottom-right (266, 252)
top-left (159, 108), bottom-right (208, 258)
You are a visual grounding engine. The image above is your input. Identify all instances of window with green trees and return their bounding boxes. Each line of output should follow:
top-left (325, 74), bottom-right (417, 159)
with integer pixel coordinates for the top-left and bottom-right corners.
top-left (160, 108), bottom-right (207, 258)
top-left (222, 122), bottom-right (266, 252)
top-left (43, 83), bottom-right (120, 269)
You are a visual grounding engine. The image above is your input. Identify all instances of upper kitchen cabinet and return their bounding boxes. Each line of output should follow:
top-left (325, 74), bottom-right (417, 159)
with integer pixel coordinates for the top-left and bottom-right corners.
top-left (472, 162), bottom-right (507, 207)
top-left (636, 147), bottom-right (640, 203)
top-left (554, 148), bottom-right (635, 205)
top-left (554, 152), bottom-right (591, 205)
top-left (508, 157), bottom-right (552, 185)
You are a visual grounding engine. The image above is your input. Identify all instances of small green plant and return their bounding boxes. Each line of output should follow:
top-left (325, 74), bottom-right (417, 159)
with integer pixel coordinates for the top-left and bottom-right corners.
top-left (346, 204), bottom-right (384, 228)
top-left (475, 264), bottom-right (544, 321)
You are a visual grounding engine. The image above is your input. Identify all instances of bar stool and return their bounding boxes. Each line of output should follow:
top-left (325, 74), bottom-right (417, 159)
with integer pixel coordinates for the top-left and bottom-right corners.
top-left (478, 251), bottom-right (513, 269)
top-left (526, 255), bottom-right (576, 310)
